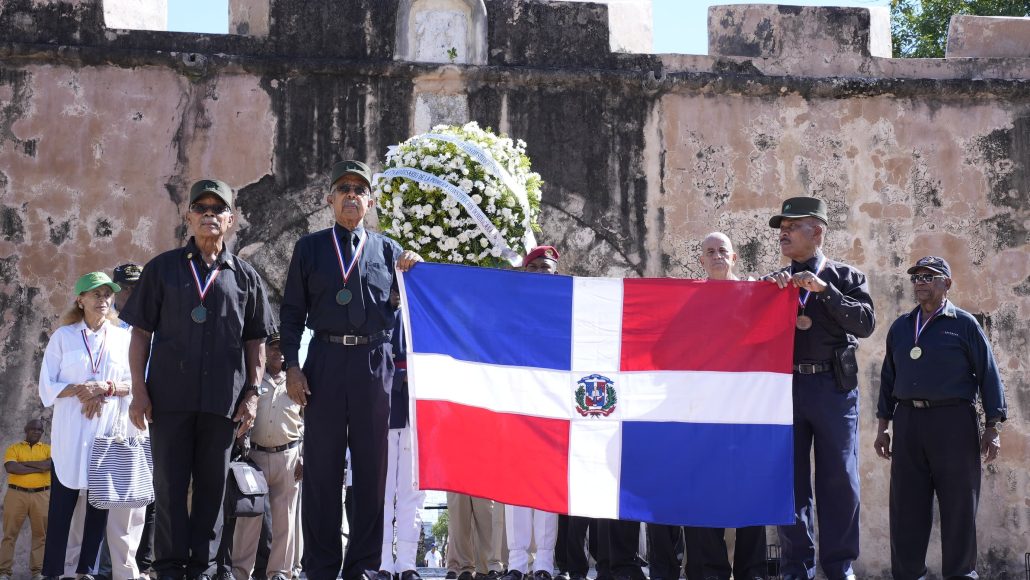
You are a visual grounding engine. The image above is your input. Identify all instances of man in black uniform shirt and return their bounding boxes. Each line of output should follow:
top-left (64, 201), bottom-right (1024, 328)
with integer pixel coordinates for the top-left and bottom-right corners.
top-left (764, 198), bottom-right (874, 580)
top-left (124, 179), bottom-right (275, 580)
top-left (875, 256), bottom-right (1006, 580)
top-left (280, 160), bottom-right (422, 580)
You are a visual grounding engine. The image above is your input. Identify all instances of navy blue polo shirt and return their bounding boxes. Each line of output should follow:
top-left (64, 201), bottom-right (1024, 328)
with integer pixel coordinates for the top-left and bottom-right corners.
top-left (120, 237), bottom-right (276, 418)
top-left (877, 300), bottom-right (1007, 422)
top-left (279, 224), bottom-right (403, 367)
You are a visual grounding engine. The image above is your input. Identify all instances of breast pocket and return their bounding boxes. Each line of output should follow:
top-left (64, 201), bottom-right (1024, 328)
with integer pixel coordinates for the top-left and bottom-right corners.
top-left (364, 262), bottom-right (393, 302)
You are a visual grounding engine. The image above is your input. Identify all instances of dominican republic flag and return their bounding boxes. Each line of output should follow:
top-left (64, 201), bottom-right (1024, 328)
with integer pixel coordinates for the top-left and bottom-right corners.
top-left (400, 263), bottom-right (798, 527)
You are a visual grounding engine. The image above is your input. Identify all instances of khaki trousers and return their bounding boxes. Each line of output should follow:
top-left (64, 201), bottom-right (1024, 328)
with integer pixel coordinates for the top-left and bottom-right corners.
top-left (445, 493), bottom-right (504, 574)
top-left (0, 488), bottom-right (49, 575)
top-left (62, 493), bottom-right (146, 580)
top-left (232, 446), bottom-right (301, 580)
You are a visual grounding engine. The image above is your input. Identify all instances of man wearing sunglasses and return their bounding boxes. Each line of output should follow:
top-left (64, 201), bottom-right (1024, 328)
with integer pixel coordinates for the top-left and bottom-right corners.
top-left (764, 197), bottom-right (875, 580)
top-left (875, 256), bottom-right (1006, 580)
top-left (122, 179), bottom-right (276, 580)
top-left (280, 160), bottom-right (422, 580)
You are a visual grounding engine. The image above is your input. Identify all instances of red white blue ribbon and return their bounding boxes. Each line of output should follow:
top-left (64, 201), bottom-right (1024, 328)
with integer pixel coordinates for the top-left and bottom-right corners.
top-left (795, 254), bottom-right (828, 309)
top-left (331, 228), bottom-right (367, 285)
top-left (80, 327), bottom-right (107, 377)
top-left (189, 260), bottom-right (222, 303)
top-left (913, 300), bottom-right (947, 346)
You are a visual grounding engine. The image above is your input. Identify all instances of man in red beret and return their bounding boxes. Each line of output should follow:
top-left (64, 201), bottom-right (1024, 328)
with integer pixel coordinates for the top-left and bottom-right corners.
top-left (522, 246), bottom-right (559, 274)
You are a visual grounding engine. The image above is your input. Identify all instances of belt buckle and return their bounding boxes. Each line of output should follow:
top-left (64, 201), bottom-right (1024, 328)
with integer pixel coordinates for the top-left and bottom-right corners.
top-left (912, 400), bottom-right (929, 408)
top-left (343, 335), bottom-right (359, 346)
top-left (798, 363), bottom-right (815, 374)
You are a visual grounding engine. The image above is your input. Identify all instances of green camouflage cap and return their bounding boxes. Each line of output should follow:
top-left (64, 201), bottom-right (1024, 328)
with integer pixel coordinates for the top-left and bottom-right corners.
top-left (189, 179), bottom-right (234, 208)
top-left (330, 160), bottom-right (372, 189)
top-left (74, 271), bottom-right (121, 295)
top-left (769, 197), bottom-right (829, 228)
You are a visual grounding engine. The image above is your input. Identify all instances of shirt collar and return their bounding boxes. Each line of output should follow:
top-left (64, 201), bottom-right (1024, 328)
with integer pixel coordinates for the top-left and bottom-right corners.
top-left (334, 223), bottom-right (365, 241)
top-left (184, 237), bottom-right (235, 271)
top-left (76, 319), bottom-right (109, 334)
top-left (904, 299), bottom-right (957, 319)
top-left (791, 250), bottom-right (825, 273)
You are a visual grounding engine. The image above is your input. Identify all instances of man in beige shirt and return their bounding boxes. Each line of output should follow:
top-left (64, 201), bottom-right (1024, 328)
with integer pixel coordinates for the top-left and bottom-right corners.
top-left (233, 333), bottom-right (304, 580)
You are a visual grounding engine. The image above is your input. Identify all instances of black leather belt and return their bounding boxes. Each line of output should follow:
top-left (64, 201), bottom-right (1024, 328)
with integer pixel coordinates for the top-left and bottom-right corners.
top-left (8, 484), bottom-right (50, 493)
top-left (315, 329), bottom-right (390, 346)
top-left (252, 440), bottom-right (302, 453)
top-left (898, 398), bottom-right (970, 409)
top-left (793, 362), bottom-right (833, 374)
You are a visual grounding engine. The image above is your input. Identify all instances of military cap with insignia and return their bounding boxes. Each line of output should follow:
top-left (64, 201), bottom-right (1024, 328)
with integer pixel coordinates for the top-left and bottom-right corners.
top-left (769, 197), bottom-right (829, 228)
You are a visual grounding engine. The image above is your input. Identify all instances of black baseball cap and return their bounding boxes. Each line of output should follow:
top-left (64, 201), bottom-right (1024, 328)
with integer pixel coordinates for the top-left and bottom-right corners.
top-left (112, 263), bottom-right (143, 284)
top-left (906, 256), bottom-right (952, 278)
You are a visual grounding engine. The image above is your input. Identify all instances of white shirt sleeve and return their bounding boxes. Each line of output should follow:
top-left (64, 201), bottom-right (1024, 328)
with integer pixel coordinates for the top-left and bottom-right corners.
top-left (38, 328), bottom-right (72, 407)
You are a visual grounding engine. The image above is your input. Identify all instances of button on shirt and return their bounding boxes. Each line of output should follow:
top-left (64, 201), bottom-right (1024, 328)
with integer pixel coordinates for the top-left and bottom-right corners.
top-left (3, 440), bottom-right (52, 489)
top-left (38, 321), bottom-right (132, 489)
top-left (251, 371), bottom-right (304, 448)
top-left (119, 237), bottom-right (276, 418)
top-left (877, 301), bottom-right (1007, 421)
top-left (776, 252), bottom-right (876, 363)
top-left (280, 224), bottom-right (403, 366)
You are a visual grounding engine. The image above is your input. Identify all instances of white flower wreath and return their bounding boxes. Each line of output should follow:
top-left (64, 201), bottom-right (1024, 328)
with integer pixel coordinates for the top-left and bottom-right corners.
top-left (376, 122), bottom-right (543, 267)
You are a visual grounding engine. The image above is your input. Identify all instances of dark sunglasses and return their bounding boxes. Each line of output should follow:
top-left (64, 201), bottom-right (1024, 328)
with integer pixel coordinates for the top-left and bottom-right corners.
top-left (910, 273), bottom-right (946, 284)
top-left (189, 202), bottom-right (231, 215)
top-left (334, 183), bottom-right (370, 195)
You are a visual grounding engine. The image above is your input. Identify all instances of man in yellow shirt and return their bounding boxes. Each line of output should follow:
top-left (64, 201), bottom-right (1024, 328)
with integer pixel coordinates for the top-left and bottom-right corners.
top-left (1, 418), bottom-right (52, 580)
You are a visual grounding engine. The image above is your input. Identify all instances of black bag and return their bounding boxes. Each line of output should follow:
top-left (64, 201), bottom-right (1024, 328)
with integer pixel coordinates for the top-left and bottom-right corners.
top-left (832, 343), bottom-right (859, 393)
top-left (225, 460), bottom-right (268, 518)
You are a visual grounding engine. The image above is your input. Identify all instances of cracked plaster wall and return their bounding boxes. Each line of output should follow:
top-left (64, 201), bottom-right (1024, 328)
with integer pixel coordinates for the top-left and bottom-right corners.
top-left (0, 1), bottom-right (1027, 577)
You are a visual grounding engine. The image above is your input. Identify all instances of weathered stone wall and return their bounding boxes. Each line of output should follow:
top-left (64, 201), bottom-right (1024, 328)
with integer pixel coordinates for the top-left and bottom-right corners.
top-left (0, 1), bottom-right (1026, 577)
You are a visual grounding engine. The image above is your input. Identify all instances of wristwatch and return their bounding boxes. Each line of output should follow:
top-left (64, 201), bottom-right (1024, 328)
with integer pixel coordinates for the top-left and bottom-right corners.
top-left (985, 421), bottom-right (1002, 433)
top-left (282, 360), bottom-right (298, 371)
top-left (242, 385), bottom-right (260, 397)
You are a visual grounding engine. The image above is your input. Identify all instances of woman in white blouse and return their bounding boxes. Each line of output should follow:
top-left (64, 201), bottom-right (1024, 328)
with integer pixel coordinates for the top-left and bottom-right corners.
top-left (38, 272), bottom-right (133, 580)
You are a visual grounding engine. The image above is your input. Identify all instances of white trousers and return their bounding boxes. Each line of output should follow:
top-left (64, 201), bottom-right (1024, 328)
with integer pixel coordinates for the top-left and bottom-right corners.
top-left (64, 492), bottom-right (146, 579)
top-left (380, 427), bottom-right (426, 574)
top-left (504, 505), bottom-right (557, 574)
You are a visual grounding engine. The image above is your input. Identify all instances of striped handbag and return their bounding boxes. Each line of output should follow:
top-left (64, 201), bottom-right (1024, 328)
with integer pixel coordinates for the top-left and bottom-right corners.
top-left (88, 403), bottom-right (154, 509)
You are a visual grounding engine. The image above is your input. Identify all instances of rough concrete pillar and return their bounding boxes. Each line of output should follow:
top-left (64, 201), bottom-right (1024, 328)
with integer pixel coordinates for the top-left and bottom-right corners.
top-left (708, 4), bottom-right (891, 61)
top-left (395, 0), bottom-right (488, 65)
top-left (229, 0), bottom-right (270, 37)
top-left (103, 0), bottom-right (168, 30)
top-left (946, 15), bottom-right (1030, 58)
top-left (558, 0), bottom-right (653, 53)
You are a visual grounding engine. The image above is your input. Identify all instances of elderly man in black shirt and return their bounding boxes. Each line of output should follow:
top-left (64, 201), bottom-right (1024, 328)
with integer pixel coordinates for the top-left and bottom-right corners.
top-left (875, 256), bottom-right (1006, 580)
top-left (765, 198), bottom-right (874, 580)
top-left (123, 179), bottom-right (275, 580)
top-left (280, 160), bottom-right (421, 580)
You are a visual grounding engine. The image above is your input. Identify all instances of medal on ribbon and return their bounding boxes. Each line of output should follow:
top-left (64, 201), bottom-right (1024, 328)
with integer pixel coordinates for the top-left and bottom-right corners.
top-left (80, 327), bottom-right (108, 379)
top-left (910, 301), bottom-right (947, 359)
top-left (794, 254), bottom-right (827, 331)
top-left (331, 229), bottom-right (367, 306)
top-left (189, 259), bottom-right (222, 324)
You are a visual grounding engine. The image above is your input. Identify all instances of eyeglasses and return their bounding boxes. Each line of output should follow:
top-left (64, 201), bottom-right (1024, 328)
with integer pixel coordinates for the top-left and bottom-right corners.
top-left (189, 202), bottom-right (231, 215)
top-left (910, 274), bottom-right (946, 284)
top-left (334, 184), bottom-right (370, 195)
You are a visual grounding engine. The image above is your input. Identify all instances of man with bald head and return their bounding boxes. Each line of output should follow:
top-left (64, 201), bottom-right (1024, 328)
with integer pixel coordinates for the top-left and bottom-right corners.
top-left (1, 419), bottom-right (52, 580)
top-left (765, 198), bottom-right (875, 580)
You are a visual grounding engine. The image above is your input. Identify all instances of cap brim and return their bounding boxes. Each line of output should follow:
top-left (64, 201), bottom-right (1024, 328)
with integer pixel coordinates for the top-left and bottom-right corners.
top-left (906, 265), bottom-right (948, 276)
top-left (79, 281), bottom-right (122, 294)
top-left (769, 212), bottom-right (827, 228)
top-left (332, 171), bottom-right (372, 188)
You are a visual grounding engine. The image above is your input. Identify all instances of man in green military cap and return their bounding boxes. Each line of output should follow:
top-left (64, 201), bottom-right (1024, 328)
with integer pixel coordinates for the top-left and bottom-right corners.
top-left (764, 197), bottom-right (875, 580)
top-left (121, 178), bottom-right (276, 580)
top-left (280, 160), bottom-right (422, 580)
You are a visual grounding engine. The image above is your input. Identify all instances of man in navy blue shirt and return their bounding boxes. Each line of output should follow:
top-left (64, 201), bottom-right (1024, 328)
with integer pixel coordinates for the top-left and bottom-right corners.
top-left (765, 197), bottom-right (875, 580)
top-left (875, 256), bottom-right (1006, 580)
top-left (279, 160), bottom-right (421, 580)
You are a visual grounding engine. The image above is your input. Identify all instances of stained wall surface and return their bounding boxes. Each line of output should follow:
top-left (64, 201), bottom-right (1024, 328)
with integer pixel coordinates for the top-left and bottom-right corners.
top-left (0, 1), bottom-right (1026, 577)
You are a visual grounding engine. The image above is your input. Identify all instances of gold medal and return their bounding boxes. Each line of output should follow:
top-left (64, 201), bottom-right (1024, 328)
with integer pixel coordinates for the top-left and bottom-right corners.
top-left (796, 315), bottom-right (813, 330)
top-left (910, 346), bottom-right (922, 360)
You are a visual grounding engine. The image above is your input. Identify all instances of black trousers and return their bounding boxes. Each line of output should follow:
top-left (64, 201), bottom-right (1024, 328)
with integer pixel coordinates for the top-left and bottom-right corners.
top-left (606, 520), bottom-right (644, 580)
top-left (647, 525), bottom-right (684, 580)
top-left (42, 471), bottom-right (108, 576)
top-left (136, 502), bottom-right (157, 572)
top-left (890, 403), bottom-right (980, 580)
top-left (555, 515), bottom-right (569, 574)
top-left (565, 516), bottom-right (607, 578)
top-left (685, 526), bottom-right (766, 579)
top-left (151, 411), bottom-right (235, 579)
top-left (302, 338), bottom-right (392, 580)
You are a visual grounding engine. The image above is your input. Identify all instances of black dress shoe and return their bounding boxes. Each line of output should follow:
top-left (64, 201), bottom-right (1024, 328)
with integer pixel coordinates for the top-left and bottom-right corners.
top-left (498, 572), bottom-right (523, 580)
top-left (531, 572), bottom-right (552, 580)
top-left (400, 571), bottom-right (421, 580)
top-left (457, 572), bottom-right (474, 580)
top-left (445, 574), bottom-right (457, 580)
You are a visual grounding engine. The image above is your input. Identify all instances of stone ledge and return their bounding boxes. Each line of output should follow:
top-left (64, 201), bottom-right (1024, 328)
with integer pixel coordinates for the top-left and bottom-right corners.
top-left (947, 14), bottom-right (1030, 59)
